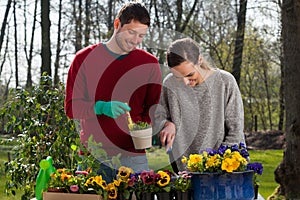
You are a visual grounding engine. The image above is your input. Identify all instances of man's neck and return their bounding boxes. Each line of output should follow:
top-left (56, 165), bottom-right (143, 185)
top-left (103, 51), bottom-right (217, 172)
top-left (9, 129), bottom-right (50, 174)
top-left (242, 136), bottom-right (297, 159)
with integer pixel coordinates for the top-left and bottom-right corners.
top-left (105, 39), bottom-right (127, 55)
top-left (103, 42), bottom-right (128, 60)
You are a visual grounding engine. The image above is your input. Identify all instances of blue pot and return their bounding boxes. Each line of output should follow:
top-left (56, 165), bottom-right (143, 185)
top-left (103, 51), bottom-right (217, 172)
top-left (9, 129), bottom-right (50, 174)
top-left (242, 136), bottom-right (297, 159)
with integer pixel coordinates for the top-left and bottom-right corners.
top-left (191, 171), bottom-right (254, 200)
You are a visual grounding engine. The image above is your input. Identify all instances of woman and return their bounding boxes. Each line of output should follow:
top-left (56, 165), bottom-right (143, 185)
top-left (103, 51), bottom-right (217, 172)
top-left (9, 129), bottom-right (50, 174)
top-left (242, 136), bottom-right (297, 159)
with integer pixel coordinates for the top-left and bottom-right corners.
top-left (154, 38), bottom-right (245, 172)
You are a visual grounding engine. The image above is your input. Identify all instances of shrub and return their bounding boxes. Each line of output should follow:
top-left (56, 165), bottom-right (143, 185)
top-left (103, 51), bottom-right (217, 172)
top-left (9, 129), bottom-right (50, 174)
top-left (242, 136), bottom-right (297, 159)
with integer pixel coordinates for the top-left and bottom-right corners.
top-left (0, 74), bottom-right (78, 199)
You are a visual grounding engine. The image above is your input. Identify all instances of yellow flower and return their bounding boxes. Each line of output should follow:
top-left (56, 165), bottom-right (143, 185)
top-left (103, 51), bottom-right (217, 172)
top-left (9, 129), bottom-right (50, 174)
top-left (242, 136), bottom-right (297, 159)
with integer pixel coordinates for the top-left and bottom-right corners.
top-left (50, 173), bottom-right (56, 179)
top-left (57, 168), bottom-right (65, 173)
top-left (85, 175), bottom-right (107, 189)
top-left (156, 171), bottom-right (170, 187)
top-left (107, 183), bottom-right (117, 199)
top-left (181, 156), bottom-right (187, 164)
top-left (113, 179), bottom-right (122, 187)
top-left (181, 144), bottom-right (254, 173)
top-left (94, 175), bottom-right (107, 189)
top-left (221, 157), bottom-right (240, 172)
top-left (188, 154), bottom-right (202, 165)
top-left (60, 172), bottom-right (72, 182)
top-left (223, 149), bottom-right (232, 158)
top-left (202, 151), bottom-right (208, 158)
top-left (118, 166), bottom-right (133, 180)
top-left (205, 154), bottom-right (221, 169)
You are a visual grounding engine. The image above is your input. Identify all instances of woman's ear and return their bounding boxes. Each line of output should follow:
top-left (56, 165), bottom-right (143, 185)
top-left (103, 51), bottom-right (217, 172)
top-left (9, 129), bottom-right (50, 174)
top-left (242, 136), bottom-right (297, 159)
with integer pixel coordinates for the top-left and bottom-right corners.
top-left (114, 18), bottom-right (121, 30)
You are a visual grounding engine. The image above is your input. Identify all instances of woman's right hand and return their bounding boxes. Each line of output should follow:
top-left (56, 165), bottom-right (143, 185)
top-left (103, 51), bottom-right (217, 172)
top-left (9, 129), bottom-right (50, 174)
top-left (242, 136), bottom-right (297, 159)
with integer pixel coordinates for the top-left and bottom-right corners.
top-left (160, 121), bottom-right (176, 152)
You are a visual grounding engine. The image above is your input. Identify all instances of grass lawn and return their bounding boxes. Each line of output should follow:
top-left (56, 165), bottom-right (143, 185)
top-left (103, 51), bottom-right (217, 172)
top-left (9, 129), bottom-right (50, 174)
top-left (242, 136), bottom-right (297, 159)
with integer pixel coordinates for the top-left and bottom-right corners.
top-left (249, 149), bottom-right (283, 199)
top-left (0, 144), bottom-right (283, 200)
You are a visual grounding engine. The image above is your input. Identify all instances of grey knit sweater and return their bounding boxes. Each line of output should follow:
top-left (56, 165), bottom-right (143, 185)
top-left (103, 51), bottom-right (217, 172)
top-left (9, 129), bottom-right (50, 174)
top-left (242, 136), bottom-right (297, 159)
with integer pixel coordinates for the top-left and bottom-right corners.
top-left (154, 69), bottom-right (245, 171)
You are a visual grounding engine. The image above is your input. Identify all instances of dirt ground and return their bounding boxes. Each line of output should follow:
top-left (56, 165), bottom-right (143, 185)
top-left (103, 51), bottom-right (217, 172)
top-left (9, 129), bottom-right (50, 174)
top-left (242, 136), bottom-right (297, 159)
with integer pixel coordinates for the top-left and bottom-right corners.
top-left (245, 130), bottom-right (285, 150)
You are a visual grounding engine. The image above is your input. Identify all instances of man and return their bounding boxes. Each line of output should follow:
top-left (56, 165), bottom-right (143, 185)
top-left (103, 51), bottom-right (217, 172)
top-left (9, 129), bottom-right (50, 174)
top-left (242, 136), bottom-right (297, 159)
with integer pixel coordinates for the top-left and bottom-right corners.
top-left (64, 2), bottom-right (162, 182)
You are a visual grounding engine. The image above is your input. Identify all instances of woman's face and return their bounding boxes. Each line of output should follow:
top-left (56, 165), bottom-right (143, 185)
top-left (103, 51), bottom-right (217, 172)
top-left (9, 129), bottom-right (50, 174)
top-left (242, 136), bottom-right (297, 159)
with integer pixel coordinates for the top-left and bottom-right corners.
top-left (171, 61), bottom-right (201, 87)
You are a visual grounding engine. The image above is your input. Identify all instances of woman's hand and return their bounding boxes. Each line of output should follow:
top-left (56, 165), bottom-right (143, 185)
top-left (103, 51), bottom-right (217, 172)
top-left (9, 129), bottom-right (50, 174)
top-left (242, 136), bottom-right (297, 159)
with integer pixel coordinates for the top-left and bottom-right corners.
top-left (160, 121), bottom-right (176, 152)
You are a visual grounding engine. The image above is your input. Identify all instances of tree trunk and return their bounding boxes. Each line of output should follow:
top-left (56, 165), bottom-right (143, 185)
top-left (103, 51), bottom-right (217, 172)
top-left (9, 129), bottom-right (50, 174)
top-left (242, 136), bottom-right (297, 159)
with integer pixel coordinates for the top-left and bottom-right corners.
top-left (0, 0), bottom-right (12, 55)
top-left (175, 0), bottom-right (183, 32)
top-left (107, 0), bottom-right (114, 38)
top-left (262, 60), bottom-right (273, 130)
top-left (25, 0), bottom-right (38, 88)
top-left (54, 0), bottom-right (62, 85)
top-left (175, 0), bottom-right (198, 33)
top-left (278, 39), bottom-right (285, 131)
top-left (179, 0), bottom-right (198, 33)
top-left (13, 0), bottom-right (19, 87)
top-left (275, 0), bottom-right (300, 198)
top-left (232, 0), bottom-right (247, 86)
top-left (74, 0), bottom-right (83, 52)
top-left (41, 0), bottom-right (51, 77)
top-left (84, 0), bottom-right (91, 47)
top-left (0, 26), bottom-right (10, 81)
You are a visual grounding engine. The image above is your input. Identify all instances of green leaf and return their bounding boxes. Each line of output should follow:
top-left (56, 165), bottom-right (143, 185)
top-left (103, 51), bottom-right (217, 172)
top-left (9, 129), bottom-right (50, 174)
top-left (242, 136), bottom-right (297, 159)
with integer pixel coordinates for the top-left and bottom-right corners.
top-left (71, 144), bottom-right (77, 151)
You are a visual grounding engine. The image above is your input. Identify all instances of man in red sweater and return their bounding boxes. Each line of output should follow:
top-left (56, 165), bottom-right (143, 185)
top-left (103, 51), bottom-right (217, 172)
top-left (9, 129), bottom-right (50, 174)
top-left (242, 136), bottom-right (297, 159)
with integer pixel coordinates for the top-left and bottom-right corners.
top-left (64, 2), bottom-right (162, 182)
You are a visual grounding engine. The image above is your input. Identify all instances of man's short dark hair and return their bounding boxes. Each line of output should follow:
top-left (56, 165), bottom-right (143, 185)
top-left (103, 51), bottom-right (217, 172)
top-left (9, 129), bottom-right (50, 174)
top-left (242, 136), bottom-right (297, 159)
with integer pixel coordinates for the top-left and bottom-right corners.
top-left (117, 2), bottom-right (150, 27)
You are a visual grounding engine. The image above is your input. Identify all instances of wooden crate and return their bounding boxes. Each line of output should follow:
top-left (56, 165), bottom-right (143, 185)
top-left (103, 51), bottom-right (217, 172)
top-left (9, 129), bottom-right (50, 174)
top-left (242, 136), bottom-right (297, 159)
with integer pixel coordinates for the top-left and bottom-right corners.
top-left (43, 192), bottom-right (103, 200)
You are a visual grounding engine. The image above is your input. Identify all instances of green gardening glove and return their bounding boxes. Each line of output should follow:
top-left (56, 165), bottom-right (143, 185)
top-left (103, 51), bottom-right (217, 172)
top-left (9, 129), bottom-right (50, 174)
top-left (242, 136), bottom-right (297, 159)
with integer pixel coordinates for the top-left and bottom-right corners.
top-left (94, 101), bottom-right (131, 119)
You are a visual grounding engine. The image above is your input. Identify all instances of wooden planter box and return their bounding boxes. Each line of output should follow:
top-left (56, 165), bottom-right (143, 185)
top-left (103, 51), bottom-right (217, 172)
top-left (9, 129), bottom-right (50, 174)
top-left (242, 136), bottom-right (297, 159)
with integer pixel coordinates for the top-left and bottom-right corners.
top-left (43, 192), bottom-right (103, 200)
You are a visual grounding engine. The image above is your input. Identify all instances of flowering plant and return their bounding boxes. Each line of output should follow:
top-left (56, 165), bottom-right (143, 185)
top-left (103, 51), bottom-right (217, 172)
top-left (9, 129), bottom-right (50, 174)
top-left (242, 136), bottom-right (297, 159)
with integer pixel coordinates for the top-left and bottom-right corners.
top-left (83, 173), bottom-right (108, 198)
top-left (182, 143), bottom-right (263, 174)
top-left (133, 169), bottom-right (171, 198)
top-left (112, 166), bottom-right (135, 199)
top-left (48, 168), bottom-right (110, 197)
top-left (172, 171), bottom-right (192, 192)
top-left (48, 169), bottom-right (87, 193)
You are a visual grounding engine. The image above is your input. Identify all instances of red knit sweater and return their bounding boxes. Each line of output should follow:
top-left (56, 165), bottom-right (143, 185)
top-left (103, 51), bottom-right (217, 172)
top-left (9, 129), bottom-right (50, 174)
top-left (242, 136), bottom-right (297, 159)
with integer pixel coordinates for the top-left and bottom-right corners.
top-left (64, 43), bottom-right (162, 156)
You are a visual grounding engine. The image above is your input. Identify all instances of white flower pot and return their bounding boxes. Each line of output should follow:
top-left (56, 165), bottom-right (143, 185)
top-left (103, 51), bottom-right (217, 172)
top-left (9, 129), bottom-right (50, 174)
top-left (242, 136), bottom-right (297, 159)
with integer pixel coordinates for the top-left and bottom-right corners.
top-left (130, 127), bottom-right (152, 149)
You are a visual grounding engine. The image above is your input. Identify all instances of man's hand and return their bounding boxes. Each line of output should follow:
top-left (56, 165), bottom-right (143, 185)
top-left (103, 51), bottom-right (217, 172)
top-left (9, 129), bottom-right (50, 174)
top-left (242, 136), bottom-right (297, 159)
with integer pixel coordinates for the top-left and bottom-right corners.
top-left (94, 101), bottom-right (131, 119)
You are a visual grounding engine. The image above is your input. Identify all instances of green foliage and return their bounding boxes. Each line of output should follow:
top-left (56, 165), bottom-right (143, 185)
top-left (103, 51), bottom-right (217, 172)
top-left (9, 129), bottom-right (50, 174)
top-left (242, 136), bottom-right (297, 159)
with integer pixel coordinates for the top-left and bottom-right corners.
top-left (131, 121), bottom-right (151, 131)
top-left (74, 135), bottom-right (121, 173)
top-left (0, 74), bottom-right (78, 199)
top-left (240, 32), bottom-right (281, 131)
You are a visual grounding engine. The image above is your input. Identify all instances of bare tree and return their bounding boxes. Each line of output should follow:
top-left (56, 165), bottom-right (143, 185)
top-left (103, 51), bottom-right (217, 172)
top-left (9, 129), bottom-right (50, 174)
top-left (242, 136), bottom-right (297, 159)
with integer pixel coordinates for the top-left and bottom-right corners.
top-left (74, 0), bottom-right (83, 52)
top-left (0, 0), bottom-right (12, 56)
top-left (25, 0), bottom-right (38, 88)
top-left (232, 0), bottom-right (247, 85)
top-left (13, 0), bottom-right (18, 87)
top-left (175, 0), bottom-right (198, 33)
top-left (0, 25), bottom-right (10, 83)
top-left (275, 0), bottom-right (300, 198)
top-left (54, 0), bottom-right (62, 85)
top-left (84, 0), bottom-right (91, 47)
top-left (41, 0), bottom-right (52, 77)
top-left (107, 0), bottom-right (114, 37)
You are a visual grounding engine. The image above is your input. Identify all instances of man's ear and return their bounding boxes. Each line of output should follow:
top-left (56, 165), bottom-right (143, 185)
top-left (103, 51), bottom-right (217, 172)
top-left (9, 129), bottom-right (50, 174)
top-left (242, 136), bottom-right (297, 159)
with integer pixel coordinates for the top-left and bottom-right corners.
top-left (198, 55), bottom-right (203, 65)
top-left (114, 18), bottom-right (121, 29)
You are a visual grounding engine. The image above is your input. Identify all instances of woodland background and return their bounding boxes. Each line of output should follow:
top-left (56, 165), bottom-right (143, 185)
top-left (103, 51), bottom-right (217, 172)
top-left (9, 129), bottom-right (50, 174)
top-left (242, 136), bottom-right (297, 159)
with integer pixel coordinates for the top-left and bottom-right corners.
top-left (0, 0), bottom-right (282, 132)
top-left (1, 0), bottom-right (300, 199)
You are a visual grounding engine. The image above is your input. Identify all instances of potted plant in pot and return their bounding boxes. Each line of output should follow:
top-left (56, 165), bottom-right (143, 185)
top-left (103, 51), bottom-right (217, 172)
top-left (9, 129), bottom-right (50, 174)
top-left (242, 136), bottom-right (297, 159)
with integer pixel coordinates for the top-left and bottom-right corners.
top-left (181, 143), bottom-right (263, 200)
top-left (126, 110), bottom-right (153, 150)
top-left (172, 171), bottom-right (192, 200)
top-left (132, 169), bottom-right (172, 200)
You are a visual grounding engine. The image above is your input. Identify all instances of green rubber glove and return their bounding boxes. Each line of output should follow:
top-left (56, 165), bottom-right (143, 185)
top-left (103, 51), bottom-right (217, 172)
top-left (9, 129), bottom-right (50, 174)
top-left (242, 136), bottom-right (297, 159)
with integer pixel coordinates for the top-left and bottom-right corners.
top-left (94, 101), bottom-right (131, 119)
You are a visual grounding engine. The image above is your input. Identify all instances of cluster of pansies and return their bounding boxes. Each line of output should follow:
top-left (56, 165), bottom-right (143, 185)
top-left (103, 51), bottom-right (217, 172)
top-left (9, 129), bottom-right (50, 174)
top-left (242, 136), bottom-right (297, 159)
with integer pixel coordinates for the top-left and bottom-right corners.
top-left (182, 143), bottom-right (263, 174)
top-left (132, 169), bottom-right (172, 198)
top-left (46, 143), bottom-right (263, 199)
top-left (48, 166), bottom-right (135, 199)
top-left (47, 166), bottom-right (180, 199)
